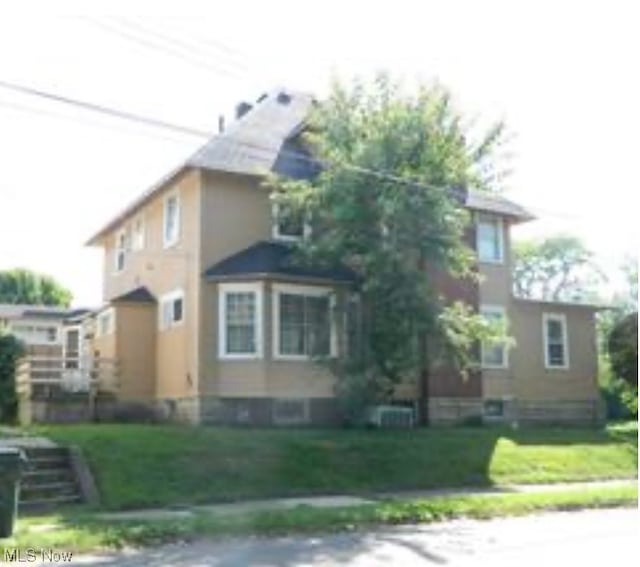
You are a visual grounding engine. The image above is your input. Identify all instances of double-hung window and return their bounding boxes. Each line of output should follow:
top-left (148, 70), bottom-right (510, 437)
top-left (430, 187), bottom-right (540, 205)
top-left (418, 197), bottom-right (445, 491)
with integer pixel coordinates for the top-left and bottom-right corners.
top-left (159, 290), bottom-right (184, 330)
top-left (132, 216), bottom-right (145, 251)
top-left (219, 283), bottom-right (263, 359)
top-left (114, 230), bottom-right (128, 272)
top-left (273, 284), bottom-right (335, 359)
top-left (163, 193), bottom-right (180, 248)
top-left (476, 213), bottom-right (504, 263)
top-left (480, 305), bottom-right (508, 368)
top-left (543, 313), bottom-right (569, 369)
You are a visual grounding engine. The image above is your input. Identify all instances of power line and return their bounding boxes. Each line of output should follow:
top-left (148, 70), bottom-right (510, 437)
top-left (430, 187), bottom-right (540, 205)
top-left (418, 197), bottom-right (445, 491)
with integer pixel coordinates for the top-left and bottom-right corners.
top-left (0, 77), bottom-right (454, 195)
top-left (0, 98), bottom-right (199, 148)
top-left (0, 75), bottom-right (591, 222)
top-left (80, 16), bottom-right (244, 80)
top-left (110, 16), bottom-right (249, 74)
top-left (0, 78), bottom-right (209, 138)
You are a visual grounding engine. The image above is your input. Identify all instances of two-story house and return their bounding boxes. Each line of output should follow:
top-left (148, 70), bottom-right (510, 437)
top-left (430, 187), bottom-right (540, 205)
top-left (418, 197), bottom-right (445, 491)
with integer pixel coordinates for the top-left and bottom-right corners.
top-left (84, 89), bottom-right (602, 426)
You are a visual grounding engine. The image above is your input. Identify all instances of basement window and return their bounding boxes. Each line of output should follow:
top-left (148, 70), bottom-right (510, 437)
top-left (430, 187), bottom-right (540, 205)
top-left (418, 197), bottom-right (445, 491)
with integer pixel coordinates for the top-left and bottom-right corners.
top-left (273, 399), bottom-right (309, 425)
top-left (484, 399), bottom-right (505, 418)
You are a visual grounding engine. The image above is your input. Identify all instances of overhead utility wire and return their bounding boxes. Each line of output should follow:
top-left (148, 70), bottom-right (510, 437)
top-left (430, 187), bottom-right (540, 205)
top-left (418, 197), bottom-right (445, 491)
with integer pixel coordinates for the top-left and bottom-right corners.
top-left (0, 81), bottom-right (588, 221)
top-left (80, 16), bottom-right (244, 79)
top-left (0, 79), bottom-right (209, 138)
top-left (0, 78), bottom-right (457, 195)
top-left (110, 16), bottom-right (248, 73)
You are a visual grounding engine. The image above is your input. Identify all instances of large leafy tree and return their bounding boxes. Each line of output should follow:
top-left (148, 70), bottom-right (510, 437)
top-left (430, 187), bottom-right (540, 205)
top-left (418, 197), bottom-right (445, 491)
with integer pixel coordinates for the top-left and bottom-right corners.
top-left (608, 312), bottom-right (638, 390)
top-left (0, 268), bottom-right (72, 307)
top-left (513, 235), bottom-right (605, 302)
top-left (268, 75), bottom-right (505, 421)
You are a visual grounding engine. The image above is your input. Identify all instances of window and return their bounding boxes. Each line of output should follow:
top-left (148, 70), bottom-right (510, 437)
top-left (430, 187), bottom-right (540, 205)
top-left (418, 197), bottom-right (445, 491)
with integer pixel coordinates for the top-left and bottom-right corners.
top-left (96, 309), bottom-right (115, 337)
top-left (484, 399), bottom-right (505, 418)
top-left (10, 323), bottom-right (60, 345)
top-left (273, 399), bottom-right (309, 425)
top-left (114, 230), bottom-right (129, 272)
top-left (476, 213), bottom-right (504, 263)
top-left (64, 328), bottom-right (81, 369)
top-left (273, 284), bottom-right (335, 359)
top-left (543, 313), bottom-right (569, 369)
top-left (160, 290), bottom-right (184, 330)
top-left (163, 193), bottom-right (180, 248)
top-left (218, 283), bottom-right (263, 359)
top-left (272, 202), bottom-right (309, 241)
top-left (481, 305), bottom-right (508, 368)
top-left (132, 216), bottom-right (145, 251)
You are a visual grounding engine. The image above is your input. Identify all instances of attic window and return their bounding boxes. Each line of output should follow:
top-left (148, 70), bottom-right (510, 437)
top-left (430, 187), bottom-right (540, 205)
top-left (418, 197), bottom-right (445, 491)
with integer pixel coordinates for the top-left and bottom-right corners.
top-left (272, 203), bottom-right (309, 241)
top-left (277, 92), bottom-right (291, 105)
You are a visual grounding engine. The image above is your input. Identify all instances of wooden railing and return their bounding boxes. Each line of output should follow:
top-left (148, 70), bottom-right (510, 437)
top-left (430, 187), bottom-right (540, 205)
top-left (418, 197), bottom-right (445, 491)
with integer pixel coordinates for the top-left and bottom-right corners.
top-left (15, 355), bottom-right (119, 425)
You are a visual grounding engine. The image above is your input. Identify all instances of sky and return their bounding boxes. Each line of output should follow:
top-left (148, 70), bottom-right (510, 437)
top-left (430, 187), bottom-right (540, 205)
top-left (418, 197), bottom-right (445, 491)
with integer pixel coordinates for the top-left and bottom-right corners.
top-left (0, 1), bottom-right (638, 307)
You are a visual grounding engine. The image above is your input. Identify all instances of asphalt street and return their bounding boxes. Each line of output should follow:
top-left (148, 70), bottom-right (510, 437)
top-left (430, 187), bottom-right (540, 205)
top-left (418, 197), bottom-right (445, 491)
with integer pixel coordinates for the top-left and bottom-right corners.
top-left (36, 507), bottom-right (640, 566)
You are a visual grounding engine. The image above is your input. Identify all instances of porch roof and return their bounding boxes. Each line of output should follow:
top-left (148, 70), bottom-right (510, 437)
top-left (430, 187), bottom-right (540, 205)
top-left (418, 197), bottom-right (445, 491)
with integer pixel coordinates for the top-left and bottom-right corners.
top-left (203, 241), bottom-right (357, 284)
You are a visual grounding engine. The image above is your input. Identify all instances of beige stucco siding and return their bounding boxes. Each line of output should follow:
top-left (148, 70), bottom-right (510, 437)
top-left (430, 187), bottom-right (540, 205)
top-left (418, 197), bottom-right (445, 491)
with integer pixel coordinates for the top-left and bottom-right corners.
top-left (114, 303), bottom-right (156, 400)
top-left (98, 168), bottom-right (203, 401)
top-left (510, 300), bottom-right (599, 401)
top-left (199, 171), bottom-right (272, 269)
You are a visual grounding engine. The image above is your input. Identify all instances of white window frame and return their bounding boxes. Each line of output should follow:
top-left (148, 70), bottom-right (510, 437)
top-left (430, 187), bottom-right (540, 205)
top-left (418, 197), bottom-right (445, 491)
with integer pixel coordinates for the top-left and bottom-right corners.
top-left (131, 215), bottom-right (145, 251)
top-left (9, 321), bottom-right (62, 346)
top-left (476, 213), bottom-right (504, 264)
top-left (271, 202), bottom-right (311, 242)
top-left (272, 282), bottom-right (337, 361)
top-left (95, 308), bottom-right (115, 338)
top-left (543, 312), bottom-right (570, 370)
top-left (480, 304), bottom-right (509, 369)
top-left (218, 282), bottom-right (263, 360)
top-left (163, 191), bottom-right (181, 249)
top-left (159, 289), bottom-right (185, 331)
top-left (114, 229), bottom-right (128, 273)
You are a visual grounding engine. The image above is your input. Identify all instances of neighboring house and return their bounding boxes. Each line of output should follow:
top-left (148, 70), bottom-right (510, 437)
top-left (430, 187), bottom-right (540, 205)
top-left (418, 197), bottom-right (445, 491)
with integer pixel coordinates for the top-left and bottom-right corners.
top-left (0, 304), bottom-right (89, 359)
top-left (69, 89), bottom-right (602, 426)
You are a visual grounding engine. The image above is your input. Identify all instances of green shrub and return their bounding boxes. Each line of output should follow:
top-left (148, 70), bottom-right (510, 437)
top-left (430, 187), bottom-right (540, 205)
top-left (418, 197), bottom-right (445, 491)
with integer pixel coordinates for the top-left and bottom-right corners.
top-left (0, 332), bottom-right (25, 423)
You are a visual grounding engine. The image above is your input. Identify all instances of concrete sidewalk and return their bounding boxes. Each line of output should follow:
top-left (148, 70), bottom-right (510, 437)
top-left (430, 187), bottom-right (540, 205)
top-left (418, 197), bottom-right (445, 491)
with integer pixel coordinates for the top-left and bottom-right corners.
top-left (95, 478), bottom-right (637, 522)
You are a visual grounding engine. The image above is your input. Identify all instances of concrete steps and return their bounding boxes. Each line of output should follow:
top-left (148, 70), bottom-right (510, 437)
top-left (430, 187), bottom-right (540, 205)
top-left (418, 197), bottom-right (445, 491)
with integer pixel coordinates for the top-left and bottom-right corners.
top-left (20, 447), bottom-right (83, 511)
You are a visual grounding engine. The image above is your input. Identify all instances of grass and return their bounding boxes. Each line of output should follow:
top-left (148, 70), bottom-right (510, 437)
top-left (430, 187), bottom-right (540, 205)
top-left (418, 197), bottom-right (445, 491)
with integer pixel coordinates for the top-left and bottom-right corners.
top-left (30, 422), bottom-right (638, 511)
top-left (2, 484), bottom-right (637, 553)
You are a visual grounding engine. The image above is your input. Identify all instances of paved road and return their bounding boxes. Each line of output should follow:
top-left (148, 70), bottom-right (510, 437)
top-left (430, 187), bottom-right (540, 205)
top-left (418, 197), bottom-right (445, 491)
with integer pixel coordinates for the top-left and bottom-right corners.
top-left (51, 508), bottom-right (640, 566)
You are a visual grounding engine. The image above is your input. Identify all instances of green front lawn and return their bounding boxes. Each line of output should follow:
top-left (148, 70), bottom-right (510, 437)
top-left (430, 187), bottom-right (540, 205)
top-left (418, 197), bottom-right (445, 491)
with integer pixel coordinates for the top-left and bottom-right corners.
top-left (32, 422), bottom-right (638, 511)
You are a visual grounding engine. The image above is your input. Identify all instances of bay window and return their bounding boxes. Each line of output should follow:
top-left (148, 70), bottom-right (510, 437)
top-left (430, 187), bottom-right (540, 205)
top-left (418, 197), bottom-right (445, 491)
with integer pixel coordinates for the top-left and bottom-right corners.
top-left (273, 284), bottom-right (335, 359)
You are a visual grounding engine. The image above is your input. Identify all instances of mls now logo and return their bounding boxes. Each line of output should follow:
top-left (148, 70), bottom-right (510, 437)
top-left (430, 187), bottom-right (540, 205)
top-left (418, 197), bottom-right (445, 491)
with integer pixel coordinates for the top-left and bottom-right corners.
top-left (3, 548), bottom-right (73, 563)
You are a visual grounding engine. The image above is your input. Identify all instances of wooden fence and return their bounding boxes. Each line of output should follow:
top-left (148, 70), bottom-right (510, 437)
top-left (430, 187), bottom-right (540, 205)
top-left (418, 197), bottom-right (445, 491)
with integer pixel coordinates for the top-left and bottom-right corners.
top-left (15, 355), bottom-right (119, 425)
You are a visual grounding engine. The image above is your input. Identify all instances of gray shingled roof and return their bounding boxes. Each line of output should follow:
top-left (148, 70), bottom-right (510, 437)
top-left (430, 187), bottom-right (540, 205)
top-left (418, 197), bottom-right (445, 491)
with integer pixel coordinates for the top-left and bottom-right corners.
top-left (111, 286), bottom-right (156, 304)
top-left (87, 88), bottom-right (532, 244)
top-left (204, 241), bottom-right (357, 283)
top-left (189, 90), bottom-right (315, 176)
top-left (466, 190), bottom-right (535, 222)
top-left (0, 304), bottom-right (89, 320)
